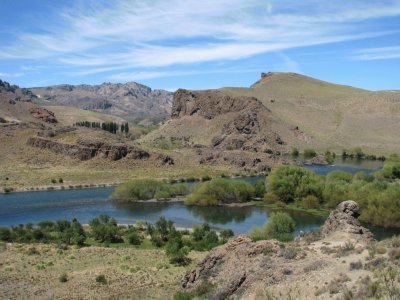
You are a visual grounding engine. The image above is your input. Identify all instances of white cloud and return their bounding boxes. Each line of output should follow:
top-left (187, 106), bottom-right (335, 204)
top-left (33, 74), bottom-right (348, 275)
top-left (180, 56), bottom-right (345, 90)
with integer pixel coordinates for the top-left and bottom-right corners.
top-left (352, 46), bottom-right (400, 60)
top-left (1, 0), bottom-right (400, 79)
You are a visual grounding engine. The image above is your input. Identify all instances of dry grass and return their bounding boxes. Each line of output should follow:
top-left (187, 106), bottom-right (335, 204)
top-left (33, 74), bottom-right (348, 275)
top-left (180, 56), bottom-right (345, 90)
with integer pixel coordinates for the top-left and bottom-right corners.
top-left (0, 243), bottom-right (206, 299)
top-left (222, 72), bottom-right (400, 155)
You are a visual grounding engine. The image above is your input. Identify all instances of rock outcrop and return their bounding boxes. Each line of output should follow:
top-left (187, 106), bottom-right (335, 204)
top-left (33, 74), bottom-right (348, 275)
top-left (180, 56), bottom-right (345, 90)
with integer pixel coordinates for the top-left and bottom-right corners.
top-left (322, 200), bottom-right (374, 241)
top-left (27, 137), bottom-right (151, 161)
top-left (182, 235), bottom-right (284, 298)
top-left (169, 89), bottom-right (285, 152)
top-left (28, 107), bottom-right (58, 123)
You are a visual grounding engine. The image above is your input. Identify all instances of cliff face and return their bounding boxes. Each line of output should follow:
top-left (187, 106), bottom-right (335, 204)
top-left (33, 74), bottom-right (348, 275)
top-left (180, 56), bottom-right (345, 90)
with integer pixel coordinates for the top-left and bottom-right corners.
top-left (167, 89), bottom-right (284, 152)
top-left (30, 82), bottom-right (173, 123)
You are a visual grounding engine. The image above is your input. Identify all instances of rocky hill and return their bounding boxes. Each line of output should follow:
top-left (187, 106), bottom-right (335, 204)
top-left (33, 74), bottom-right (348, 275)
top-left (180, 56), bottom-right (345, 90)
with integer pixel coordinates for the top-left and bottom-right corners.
top-left (0, 79), bottom-right (57, 125)
top-left (30, 82), bottom-right (173, 124)
top-left (180, 201), bottom-right (398, 299)
top-left (224, 72), bottom-right (400, 154)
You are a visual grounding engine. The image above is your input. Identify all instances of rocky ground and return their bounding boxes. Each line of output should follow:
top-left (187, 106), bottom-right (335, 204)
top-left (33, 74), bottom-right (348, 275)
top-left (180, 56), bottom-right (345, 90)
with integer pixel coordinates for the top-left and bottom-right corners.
top-left (181, 201), bottom-right (400, 299)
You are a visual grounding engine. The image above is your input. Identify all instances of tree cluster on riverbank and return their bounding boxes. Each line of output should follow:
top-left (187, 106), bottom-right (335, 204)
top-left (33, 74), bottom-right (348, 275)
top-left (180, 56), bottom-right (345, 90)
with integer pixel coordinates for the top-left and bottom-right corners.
top-left (265, 155), bottom-right (400, 228)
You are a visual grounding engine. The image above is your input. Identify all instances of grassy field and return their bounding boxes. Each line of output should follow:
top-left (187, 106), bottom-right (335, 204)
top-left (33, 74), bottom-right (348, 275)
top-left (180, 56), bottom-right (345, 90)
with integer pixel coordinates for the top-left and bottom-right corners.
top-left (0, 243), bottom-right (206, 299)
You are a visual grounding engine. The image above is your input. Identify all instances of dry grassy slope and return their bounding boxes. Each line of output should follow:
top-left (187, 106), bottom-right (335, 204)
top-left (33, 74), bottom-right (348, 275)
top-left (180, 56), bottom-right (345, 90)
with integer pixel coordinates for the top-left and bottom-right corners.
top-left (47, 106), bottom-right (128, 127)
top-left (222, 72), bottom-right (400, 154)
top-left (0, 243), bottom-right (206, 300)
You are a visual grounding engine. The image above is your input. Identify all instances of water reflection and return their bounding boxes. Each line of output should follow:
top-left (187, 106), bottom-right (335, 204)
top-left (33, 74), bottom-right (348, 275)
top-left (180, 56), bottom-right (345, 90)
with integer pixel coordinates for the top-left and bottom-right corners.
top-left (186, 205), bottom-right (252, 224)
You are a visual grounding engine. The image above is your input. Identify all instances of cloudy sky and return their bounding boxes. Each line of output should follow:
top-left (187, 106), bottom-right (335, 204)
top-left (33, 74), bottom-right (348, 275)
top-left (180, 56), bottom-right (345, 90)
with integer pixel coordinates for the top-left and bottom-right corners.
top-left (0, 0), bottom-right (399, 90)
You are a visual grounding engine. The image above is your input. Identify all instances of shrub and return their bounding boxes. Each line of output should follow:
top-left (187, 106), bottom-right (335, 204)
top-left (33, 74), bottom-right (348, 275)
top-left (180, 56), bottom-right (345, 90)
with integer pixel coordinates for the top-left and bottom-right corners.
top-left (201, 175), bottom-right (211, 181)
top-left (59, 273), bottom-right (68, 282)
top-left (297, 195), bottom-right (320, 209)
top-left (191, 223), bottom-right (220, 250)
top-left (111, 179), bottom-right (189, 201)
top-left (89, 215), bottom-right (122, 243)
top-left (264, 148), bottom-right (274, 154)
top-left (291, 147), bottom-right (299, 157)
top-left (267, 166), bottom-right (323, 203)
top-left (58, 178), bottom-right (63, 183)
top-left (220, 228), bottom-right (234, 242)
top-left (126, 229), bottom-right (143, 245)
top-left (249, 212), bottom-right (295, 242)
top-left (185, 178), bottom-right (255, 206)
top-left (95, 274), bottom-right (107, 285)
top-left (111, 179), bottom-right (164, 201)
top-left (165, 229), bottom-right (190, 265)
top-left (303, 148), bottom-right (317, 158)
top-left (326, 170), bottom-right (353, 183)
top-left (253, 180), bottom-right (266, 198)
top-left (51, 178), bottom-right (57, 184)
top-left (173, 291), bottom-right (193, 300)
top-left (3, 187), bottom-right (13, 193)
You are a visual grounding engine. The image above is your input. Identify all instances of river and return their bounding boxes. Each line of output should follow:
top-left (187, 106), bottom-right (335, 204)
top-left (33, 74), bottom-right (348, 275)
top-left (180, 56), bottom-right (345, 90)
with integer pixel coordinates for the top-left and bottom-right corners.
top-left (1, 159), bottom-right (397, 239)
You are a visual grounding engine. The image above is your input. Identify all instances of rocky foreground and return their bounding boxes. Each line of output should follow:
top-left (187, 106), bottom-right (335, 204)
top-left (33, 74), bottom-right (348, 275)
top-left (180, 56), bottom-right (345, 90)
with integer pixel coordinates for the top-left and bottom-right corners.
top-left (181, 201), bottom-right (399, 299)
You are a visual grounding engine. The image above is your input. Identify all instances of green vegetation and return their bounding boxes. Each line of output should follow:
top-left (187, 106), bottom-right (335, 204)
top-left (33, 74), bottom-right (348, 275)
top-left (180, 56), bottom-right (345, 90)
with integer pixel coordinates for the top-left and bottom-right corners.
top-left (110, 179), bottom-right (189, 201)
top-left (74, 121), bottom-right (129, 134)
top-left (264, 163), bottom-right (400, 228)
top-left (95, 274), bottom-right (107, 285)
top-left (249, 212), bottom-right (295, 242)
top-left (303, 148), bottom-right (317, 159)
top-left (291, 147), bottom-right (299, 157)
top-left (0, 219), bottom-right (86, 245)
top-left (185, 178), bottom-right (255, 206)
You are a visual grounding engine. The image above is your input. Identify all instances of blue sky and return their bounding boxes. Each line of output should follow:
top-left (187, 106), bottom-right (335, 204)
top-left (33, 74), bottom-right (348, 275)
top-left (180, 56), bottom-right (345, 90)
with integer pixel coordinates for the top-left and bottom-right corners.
top-left (0, 0), bottom-right (399, 91)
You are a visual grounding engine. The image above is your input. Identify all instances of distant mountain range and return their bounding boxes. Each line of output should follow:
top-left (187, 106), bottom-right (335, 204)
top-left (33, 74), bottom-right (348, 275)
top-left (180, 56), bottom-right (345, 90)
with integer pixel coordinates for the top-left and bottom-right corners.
top-left (30, 82), bottom-right (173, 124)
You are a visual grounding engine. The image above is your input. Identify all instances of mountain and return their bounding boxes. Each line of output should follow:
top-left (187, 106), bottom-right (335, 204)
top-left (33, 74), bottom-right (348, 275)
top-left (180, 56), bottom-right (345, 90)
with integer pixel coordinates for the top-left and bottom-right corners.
top-left (143, 72), bottom-right (400, 155)
top-left (0, 79), bottom-right (57, 125)
top-left (30, 82), bottom-right (173, 124)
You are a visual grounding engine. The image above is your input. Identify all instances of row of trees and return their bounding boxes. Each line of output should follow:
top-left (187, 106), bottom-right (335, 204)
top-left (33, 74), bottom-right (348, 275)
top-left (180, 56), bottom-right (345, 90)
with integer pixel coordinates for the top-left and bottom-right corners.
top-left (0, 215), bottom-right (234, 266)
top-left (74, 121), bottom-right (129, 134)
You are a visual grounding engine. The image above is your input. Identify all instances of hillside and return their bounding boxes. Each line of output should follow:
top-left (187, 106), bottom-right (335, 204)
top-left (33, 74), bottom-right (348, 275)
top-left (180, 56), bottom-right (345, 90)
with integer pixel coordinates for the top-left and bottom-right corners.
top-left (30, 82), bottom-right (173, 124)
top-left (223, 72), bottom-right (400, 154)
top-left (143, 72), bottom-right (400, 156)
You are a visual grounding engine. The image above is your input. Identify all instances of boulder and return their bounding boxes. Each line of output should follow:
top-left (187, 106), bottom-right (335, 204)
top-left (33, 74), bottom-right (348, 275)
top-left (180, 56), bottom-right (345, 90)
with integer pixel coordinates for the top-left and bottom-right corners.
top-left (322, 200), bottom-right (374, 240)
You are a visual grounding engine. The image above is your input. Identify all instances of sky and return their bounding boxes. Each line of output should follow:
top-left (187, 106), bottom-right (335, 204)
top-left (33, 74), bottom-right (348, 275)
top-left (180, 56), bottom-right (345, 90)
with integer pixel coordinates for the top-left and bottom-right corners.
top-left (0, 0), bottom-right (399, 91)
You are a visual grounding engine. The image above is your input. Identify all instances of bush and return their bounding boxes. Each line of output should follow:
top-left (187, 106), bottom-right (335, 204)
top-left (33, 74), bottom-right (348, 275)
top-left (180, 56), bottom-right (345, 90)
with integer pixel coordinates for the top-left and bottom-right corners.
top-left (173, 291), bottom-right (193, 300)
top-left (58, 178), bottom-right (63, 183)
top-left (267, 166), bottom-right (323, 203)
top-left (220, 228), bottom-right (234, 242)
top-left (51, 178), bottom-right (57, 184)
top-left (126, 229), bottom-right (143, 245)
top-left (201, 175), bottom-right (211, 181)
top-left (291, 147), bottom-right (299, 157)
top-left (89, 215), bottom-right (122, 243)
top-left (297, 195), bottom-right (320, 209)
top-left (165, 229), bottom-right (190, 265)
top-left (326, 170), bottom-right (353, 183)
top-left (111, 179), bottom-right (189, 201)
top-left (249, 212), bottom-right (295, 242)
top-left (59, 273), bottom-right (68, 282)
top-left (253, 180), bottom-right (266, 198)
top-left (191, 223), bottom-right (221, 250)
top-left (303, 148), bottom-right (317, 158)
top-left (3, 187), bottom-right (13, 193)
top-left (185, 178), bottom-right (255, 206)
top-left (95, 274), bottom-right (107, 284)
